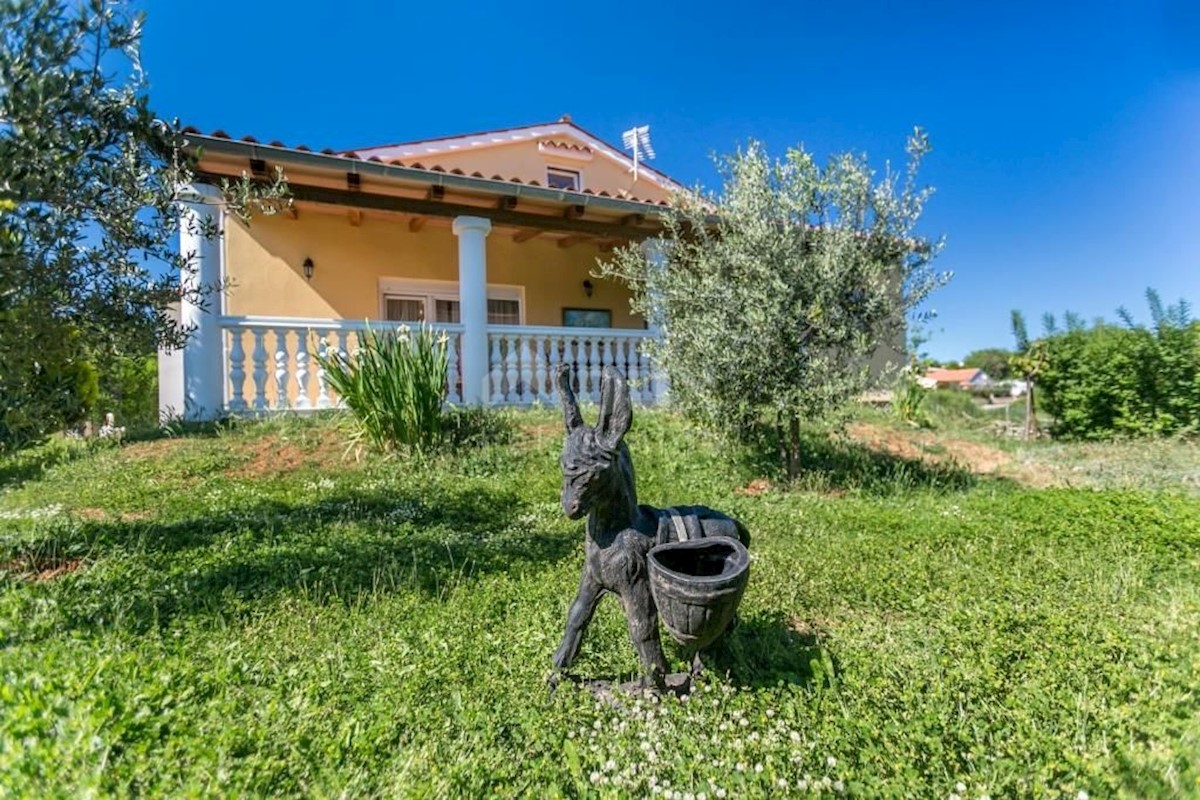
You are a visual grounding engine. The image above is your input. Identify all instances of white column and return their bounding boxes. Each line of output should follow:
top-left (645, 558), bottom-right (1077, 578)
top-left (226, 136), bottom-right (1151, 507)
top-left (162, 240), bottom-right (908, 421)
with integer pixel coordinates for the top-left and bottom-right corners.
top-left (452, 215), bottom-right (492, 405)
top-left (641, 237), bottom-right (670, 404)
top-left (178, 183), bottom-right (226, 421)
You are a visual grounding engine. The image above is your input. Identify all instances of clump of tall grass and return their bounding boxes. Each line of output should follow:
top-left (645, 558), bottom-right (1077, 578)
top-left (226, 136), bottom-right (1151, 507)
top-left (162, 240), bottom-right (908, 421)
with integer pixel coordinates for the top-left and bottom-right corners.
top-left (315, 324), bottom-right (448, 452)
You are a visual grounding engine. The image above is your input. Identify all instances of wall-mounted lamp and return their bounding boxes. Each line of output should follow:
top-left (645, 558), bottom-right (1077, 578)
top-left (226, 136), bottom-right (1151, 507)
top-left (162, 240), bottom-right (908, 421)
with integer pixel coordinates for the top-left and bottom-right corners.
top-left (582, 279), bottom-right (594, 298)
top-left (302, 257), bottom-right (314, 280)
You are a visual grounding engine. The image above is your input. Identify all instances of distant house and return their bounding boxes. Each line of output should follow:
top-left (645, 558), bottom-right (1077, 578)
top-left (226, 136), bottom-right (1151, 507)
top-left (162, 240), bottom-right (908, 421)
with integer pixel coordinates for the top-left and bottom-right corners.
top-left (924, 367), bottom-right (990, 389)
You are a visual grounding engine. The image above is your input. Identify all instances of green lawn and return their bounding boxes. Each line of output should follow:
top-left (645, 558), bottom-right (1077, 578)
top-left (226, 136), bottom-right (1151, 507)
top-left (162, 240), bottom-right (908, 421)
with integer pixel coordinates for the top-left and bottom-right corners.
top-left (1, 411), bottom-right (1197, 797)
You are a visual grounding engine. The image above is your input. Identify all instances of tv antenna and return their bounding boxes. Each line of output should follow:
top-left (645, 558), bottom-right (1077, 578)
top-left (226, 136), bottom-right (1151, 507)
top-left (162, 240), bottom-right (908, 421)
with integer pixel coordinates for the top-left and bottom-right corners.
top-left (622, 125), bottom-right (656, 180)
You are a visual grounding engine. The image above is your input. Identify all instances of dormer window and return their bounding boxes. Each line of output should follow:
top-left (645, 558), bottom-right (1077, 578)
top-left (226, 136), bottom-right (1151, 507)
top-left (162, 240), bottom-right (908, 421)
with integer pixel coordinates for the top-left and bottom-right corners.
top-left (547, 166), bottom-right (581, 191)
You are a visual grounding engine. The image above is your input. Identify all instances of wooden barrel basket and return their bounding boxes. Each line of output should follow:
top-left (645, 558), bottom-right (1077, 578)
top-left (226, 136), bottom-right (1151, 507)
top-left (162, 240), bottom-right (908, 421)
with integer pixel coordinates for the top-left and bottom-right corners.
top-left (648, 537), bottom-right (750, 652)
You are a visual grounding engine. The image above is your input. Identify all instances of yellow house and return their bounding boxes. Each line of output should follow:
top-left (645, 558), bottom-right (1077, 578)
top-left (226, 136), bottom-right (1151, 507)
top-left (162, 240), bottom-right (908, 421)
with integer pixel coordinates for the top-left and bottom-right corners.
top-left (161, 116), bottom-right (682, 420)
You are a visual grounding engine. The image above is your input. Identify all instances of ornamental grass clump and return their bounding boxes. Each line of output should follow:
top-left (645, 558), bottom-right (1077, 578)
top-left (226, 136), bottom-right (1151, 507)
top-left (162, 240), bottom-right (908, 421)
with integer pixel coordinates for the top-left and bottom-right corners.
top-left (315, 324), bottom-right (449, 452)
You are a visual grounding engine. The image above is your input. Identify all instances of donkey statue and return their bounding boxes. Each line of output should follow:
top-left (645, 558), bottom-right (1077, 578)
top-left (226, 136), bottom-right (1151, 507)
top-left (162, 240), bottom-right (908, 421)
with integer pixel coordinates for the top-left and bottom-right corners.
top-left (552, 365), bottom-right (750, 689)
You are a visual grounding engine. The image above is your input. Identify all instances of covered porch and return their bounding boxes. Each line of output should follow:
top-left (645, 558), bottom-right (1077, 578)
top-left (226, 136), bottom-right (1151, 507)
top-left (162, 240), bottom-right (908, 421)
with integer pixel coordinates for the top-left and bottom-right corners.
top-left (162, 131), bottom-right (673, 419)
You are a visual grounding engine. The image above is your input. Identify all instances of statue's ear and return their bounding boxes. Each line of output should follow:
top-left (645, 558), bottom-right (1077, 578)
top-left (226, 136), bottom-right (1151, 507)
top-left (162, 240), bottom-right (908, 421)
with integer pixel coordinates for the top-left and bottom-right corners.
top-left (596, 367), bottom-right (632, 449)
top-left (556, 365), bottom-right (584, 433)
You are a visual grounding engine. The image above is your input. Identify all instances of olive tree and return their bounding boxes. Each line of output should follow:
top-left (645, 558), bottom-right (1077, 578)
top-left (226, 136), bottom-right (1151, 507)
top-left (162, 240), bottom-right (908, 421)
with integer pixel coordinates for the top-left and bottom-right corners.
top-left (598, 130), bottom-right (948, 478)
top-left (0, 0), bottom-right (286, 451)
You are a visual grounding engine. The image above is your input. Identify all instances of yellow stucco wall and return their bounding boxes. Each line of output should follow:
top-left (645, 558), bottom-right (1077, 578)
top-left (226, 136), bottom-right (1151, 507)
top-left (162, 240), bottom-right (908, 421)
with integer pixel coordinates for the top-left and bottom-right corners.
top-left (398, 139), bottom-right (673, 204)
top-left (223, 211), bottom-right (644, 329)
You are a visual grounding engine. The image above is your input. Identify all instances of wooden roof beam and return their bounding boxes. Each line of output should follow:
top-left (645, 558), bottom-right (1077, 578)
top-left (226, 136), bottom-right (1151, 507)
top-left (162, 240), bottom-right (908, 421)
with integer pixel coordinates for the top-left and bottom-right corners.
top-left (513, 228), bottom-right (541, 243)
top-left (409, 216), bottom-right (426, 232)
top-left (557, 235), bottom-right (588, 249)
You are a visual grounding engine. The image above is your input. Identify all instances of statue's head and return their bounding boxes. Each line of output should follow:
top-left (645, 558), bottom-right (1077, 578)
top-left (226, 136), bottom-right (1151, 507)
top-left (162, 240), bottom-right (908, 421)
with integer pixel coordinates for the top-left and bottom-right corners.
top-left (556, 366), bottom-right (634, 520)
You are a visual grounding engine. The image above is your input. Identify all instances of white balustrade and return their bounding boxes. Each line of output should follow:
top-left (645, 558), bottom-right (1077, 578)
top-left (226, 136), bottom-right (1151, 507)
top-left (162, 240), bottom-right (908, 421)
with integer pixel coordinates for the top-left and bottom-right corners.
top-left (227, 327), bottom-right (247, 411)
top-left (217, 316), bottom-right (661, 413)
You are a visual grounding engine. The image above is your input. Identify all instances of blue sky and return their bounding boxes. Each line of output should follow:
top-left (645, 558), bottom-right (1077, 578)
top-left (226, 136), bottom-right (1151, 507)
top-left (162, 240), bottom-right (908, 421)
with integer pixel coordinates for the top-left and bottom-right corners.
top-left (139, 0), bottom-right (1199, 360)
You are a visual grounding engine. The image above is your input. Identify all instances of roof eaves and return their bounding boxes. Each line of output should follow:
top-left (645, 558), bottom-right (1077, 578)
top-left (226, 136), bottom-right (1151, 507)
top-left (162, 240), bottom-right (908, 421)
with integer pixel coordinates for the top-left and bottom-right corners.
top-left (186, 133), bottom-right (675, 215)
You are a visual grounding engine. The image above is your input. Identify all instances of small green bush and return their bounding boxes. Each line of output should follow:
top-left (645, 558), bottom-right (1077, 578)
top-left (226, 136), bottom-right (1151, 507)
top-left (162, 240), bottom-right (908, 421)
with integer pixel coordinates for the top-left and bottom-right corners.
top-left (315, 324), bottom-right (449, 452)
top-left (923, 387), bottom-right (984, 424)
top-left (1037, 292), bottom-right (1199, 439)
top-left (96, 354), bottom-right (158, 432)
top-left (891, 370), bottom-right (931, 427)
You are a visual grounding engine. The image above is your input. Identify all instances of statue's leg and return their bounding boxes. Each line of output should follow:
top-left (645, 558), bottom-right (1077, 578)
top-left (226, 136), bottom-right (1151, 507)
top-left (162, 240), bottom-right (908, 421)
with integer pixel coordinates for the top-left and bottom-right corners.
top-left (620, 579), bottom-right (668, 689)
top-left (552, 570), bottom-right (603, 670)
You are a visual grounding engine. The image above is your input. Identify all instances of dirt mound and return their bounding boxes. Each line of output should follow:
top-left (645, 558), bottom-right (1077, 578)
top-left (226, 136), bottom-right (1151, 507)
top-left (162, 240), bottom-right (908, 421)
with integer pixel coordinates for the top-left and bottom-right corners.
top-left (845, 422), bottom-right (1055, 488)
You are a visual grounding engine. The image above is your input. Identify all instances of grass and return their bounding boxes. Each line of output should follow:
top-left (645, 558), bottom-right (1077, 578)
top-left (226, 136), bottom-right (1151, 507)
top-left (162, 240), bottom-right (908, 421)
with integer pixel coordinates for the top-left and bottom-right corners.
top-left (1, 410), bottom-right (1198, 797)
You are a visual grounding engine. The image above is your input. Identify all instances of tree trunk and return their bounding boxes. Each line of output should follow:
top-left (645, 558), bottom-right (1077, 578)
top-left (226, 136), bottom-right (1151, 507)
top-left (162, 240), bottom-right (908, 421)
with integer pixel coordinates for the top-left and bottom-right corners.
top-left (787, 414), bottom-right (802, 480)
top-left (1024, 381), bottom-right (1035, 439)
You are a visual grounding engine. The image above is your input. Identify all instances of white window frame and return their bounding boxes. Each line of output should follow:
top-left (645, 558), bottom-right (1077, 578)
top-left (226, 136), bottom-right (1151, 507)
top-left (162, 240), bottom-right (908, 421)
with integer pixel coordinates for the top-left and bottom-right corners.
top-left (546, 166), bottom-right (582, 192)
top-left (378, 277), bottom-right (526, 325)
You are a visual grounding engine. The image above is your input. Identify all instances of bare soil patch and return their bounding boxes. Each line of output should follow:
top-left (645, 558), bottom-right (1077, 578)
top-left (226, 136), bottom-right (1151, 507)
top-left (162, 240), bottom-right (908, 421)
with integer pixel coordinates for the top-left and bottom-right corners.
top-left (845, 422), bottom-right (1056, 488)
top-left (1, 556), bottom-right (84, 582)
top-left (120, 438), bottom-right (188, 461)
top-left (223, 428), bottom-right (357, 480)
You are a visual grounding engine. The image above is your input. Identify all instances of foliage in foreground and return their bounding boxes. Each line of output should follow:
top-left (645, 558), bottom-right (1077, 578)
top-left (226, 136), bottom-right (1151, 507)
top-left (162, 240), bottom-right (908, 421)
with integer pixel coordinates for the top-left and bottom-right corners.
top-left (1027, 289), bottom-right (1199, 439)
top-left (0, 0), bottom-right (288, 452)
top-left (599, 130), bottom-right (949, 479)
top-left (315, 325), bottom-right (450, 452)
top-left (0, 411), bottom-right (1197, 796)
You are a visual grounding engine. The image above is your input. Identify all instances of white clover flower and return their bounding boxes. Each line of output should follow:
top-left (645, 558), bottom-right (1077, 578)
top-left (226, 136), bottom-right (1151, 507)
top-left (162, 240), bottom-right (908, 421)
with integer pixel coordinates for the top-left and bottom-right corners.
top-left (1077, 793), bottom-right (1089, 800)
top-left (715, 789), bottom-right (727, 799)
top-left (593, 720), bottom-right (602, 730)
top-left (766, 709), bottom-right (775, 718)
top-left (790, 731), bottom-right (801, 743)
top-left (777, 778), bottom-right (788, 789)
top-left (589, 771), bottom-right (602, 784)
top-left (735, 762), bottom-right (746, 772)
top-left (827, 756), bottom-right (838, 768)
top-left (956, 783), bottom-right (967, 794)
top-left (604, 759), bottom-right (616, 772)
top-left (949, 794), bottom-right (961, 800)
top-left (754, 763), bottom-right (763, 774)
top-left (797, 779), bottom-right (809, 790)
top-left (833, 780), bottom-right (845, 793)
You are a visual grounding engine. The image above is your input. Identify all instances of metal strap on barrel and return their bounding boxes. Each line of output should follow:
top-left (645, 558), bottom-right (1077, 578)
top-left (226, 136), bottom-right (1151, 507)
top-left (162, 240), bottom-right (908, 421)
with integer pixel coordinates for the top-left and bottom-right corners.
top-left (667, 506), bottom-right (689, 541)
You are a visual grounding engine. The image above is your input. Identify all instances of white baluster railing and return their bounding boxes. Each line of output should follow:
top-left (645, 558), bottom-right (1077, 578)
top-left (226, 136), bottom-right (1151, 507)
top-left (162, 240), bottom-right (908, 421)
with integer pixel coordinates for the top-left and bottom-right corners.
top-left (217, 316), bottom-right (662, 412)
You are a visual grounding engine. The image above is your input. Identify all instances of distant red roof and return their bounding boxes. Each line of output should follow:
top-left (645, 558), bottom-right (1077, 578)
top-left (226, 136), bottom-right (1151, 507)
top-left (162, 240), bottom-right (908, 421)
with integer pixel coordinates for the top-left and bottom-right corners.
top-left (925, 367), bottom-right (985, 386)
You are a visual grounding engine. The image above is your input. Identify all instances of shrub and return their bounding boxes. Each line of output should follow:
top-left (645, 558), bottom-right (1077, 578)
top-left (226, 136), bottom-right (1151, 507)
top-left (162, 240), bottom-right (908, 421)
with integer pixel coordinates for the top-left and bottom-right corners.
top-left (97, 355), bottom-right (158, 433)
top-left (923, 387), bottom-right (984, 423)
top-left (315, 324), bottom-right (449, 452)
top-left (1036, 291), bottom-right (1199, 439)
top-left (891, 369), bottom-right (931, 427)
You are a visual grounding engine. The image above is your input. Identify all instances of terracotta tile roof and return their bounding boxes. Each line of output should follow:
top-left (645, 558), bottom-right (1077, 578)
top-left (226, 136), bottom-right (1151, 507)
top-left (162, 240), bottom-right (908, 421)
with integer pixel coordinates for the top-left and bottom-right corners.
top-left (181, 125), bottom-right (673, 207)
top-left (925, 367), bottom-right (984, 385)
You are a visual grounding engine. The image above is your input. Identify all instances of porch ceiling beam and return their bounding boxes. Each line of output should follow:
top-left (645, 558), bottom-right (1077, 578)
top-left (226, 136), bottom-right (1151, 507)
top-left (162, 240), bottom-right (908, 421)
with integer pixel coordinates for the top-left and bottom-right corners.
top-left (620, 213), bottom-right (645, 226)
top-left (497, 196), bottom-right (518, 210)
top-left (427, 185), bottom-right (445, 201)
top-left (563, 204), bottom-right (586, 219)
top-left (557, 235), bottom-right (588, 249)
top-left (220, 178), bottom-right (661, 239)
top-left (513, 229), bottom-right (541, 243)
top-left (409, 216), bottom-right (426, 232)
top-left (348, 209), bottom-right (362, 226)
